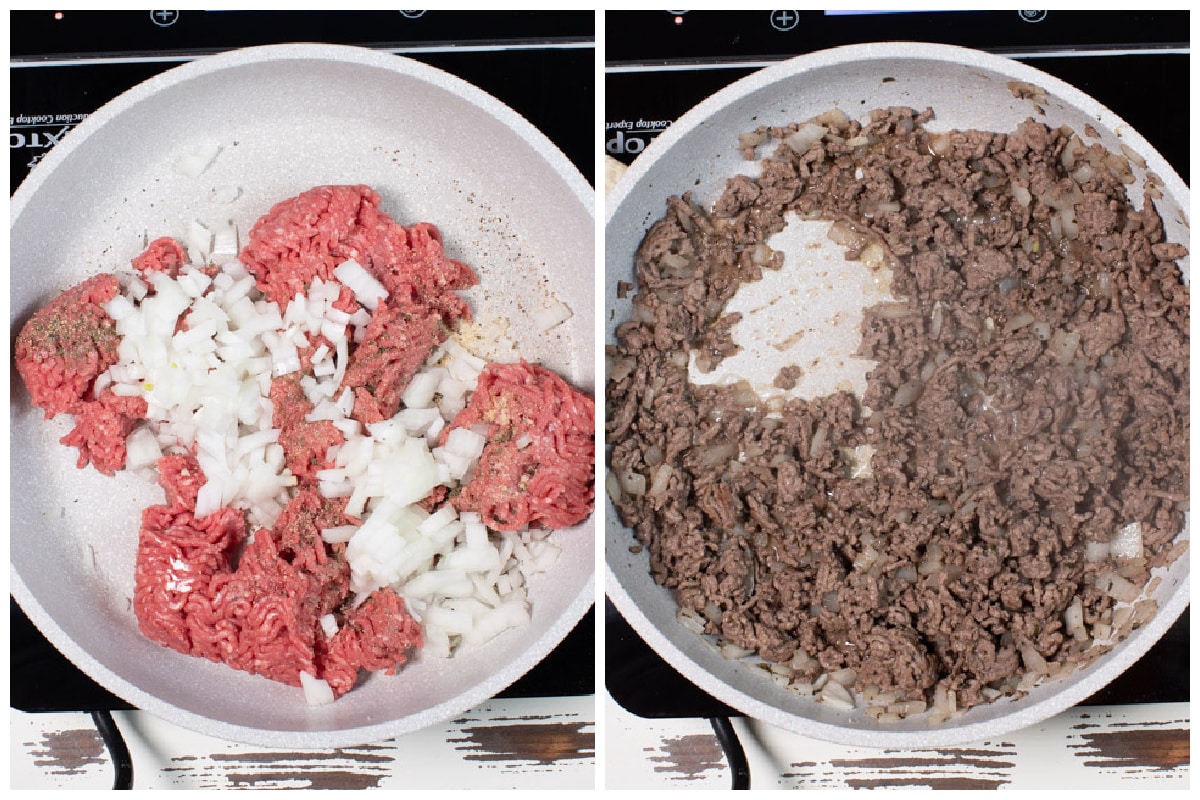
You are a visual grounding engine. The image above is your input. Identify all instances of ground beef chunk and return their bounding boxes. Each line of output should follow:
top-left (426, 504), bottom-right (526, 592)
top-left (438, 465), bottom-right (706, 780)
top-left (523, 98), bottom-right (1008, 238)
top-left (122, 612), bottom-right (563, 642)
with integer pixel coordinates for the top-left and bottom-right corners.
top-left (320, 588), bottom-right (423, 697)
top-left (15, 274), bottom-right (149, 474)
top-left (58, 388), bottom-right (148, 476)
top-left (156, 453), bottom-right (206, 510)
top-left (15, 274), bottom-right (122, 418)
top-left (340, 300), bottom-right (447, 425)
top-left (774, 364), bottom-right (804, 390)
top-left (131, 236), bottom-right (188, 280)
top-left (446, 361), bottom-right (595, 531)
top-left (134, 474), bottom-right (416, 697)
top-left (134, 502), bottom-right (246, 655)
top-left (239, 184), bottom-right (477, 328)
top-left (188, 523), bottom-right (331, 687)
top-left (269, 487), bottom-right (353, 617)
top-left (239, 184), bottom-right (381, 306)
top-left (608, 107), bottom-right (1189, 713)
top-left (269, 373), bottom-right (345, 485)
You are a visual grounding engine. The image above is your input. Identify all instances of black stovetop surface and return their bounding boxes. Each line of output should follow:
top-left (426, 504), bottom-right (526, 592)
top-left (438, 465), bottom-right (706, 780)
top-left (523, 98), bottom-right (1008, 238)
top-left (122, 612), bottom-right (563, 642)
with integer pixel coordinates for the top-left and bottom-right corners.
top-left (605, 9), bottom-right (1189, 175)
top-left (10, 9), bottom-right (595, 713)
top-left (605, 9), bottom-right (1190, 719)
top-left (11, 10), bottom-right (594, 193)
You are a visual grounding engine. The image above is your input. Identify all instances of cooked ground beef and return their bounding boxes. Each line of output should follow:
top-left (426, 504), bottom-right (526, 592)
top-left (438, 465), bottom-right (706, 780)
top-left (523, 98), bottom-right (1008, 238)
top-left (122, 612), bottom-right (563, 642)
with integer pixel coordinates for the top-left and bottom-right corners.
top-left (607, 107), bottom-right (1189, 713)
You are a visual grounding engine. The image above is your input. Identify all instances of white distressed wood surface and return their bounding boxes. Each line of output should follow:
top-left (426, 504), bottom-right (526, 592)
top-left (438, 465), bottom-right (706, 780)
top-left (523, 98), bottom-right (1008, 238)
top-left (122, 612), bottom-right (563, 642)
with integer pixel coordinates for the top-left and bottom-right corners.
top-left (604, 692), bottom-right (1189, 790)
top-left (11, 694), bottom-right (595, 790)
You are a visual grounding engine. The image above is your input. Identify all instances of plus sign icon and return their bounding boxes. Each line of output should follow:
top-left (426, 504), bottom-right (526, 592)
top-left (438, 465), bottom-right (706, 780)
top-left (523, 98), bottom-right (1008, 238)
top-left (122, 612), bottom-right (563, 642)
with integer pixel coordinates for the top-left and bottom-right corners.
top-left (770, 10), bottom-right (800, 32)
top-left (150, 10), bottom-right (180, 27)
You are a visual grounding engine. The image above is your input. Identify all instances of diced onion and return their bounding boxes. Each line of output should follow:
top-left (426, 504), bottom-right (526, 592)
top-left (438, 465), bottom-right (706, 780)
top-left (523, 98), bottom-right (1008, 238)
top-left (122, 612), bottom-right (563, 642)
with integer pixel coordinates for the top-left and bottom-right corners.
top-left (124, 427), bottom-right (162, 471)
top-left (617, 469), bottom-right (646, 496)
top-left (533, 297), bottom-right (573, 332)
top-left (320, 525), bottom-right (359, 544)
top-left (818, 679), bottom-right (855, 710)
top-left (648, 463), bottom-right (673, 496)
top-left (299, 671), bottom-right (336, 706)
top-left (786, 123), bottom-right (827, 154)
top-left (211, 185), bottom-right (241, 205)
top-left (333, 258), bottom-right (388, 311)
top-left (173, 143), bottom-right (221, 177)
top-left (893, 379), bottom-right (924, 408)
top-left (1096, 571), bottom-right (1141, 603)
top-left (1110, 522), bottom-right (1144, 560)
top-left (1064, 597), bottom-right (1088, 642)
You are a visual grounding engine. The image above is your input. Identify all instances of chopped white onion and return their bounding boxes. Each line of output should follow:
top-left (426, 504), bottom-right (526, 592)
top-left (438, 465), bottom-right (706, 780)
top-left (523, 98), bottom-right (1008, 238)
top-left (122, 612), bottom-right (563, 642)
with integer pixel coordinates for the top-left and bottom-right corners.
top-left (299, 671), bottom-right (336, 706)
top-left (786, 123), bottom-right (827, 155)
top-left (1110, 522), bottom-right (1144, 560)
top-left (333, 258), bottom-right (388, 311)
top-left (210, 221), bottom-right (239, 263)
top-left (533, 297), bottom-right (573, 332)
top-left (173, 143), bottom-right (222, 178)
top-left (124, 427), bottom-right (162, 472)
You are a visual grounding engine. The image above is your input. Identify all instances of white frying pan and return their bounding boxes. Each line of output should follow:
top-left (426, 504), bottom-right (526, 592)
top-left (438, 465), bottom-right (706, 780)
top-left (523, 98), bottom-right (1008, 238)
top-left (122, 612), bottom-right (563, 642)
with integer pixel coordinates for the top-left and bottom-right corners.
top-left (605, 42), bottom-right (1188, 748)
top-left (11, 43), bottom-right (595, 748)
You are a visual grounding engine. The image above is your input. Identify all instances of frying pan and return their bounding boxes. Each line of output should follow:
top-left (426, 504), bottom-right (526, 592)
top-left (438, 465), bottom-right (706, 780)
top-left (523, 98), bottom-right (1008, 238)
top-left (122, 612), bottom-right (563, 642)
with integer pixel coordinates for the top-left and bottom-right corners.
top-left (11, 43), bottom-right (595, 748)
top-left (605, 42), bottom-right (1188, 748)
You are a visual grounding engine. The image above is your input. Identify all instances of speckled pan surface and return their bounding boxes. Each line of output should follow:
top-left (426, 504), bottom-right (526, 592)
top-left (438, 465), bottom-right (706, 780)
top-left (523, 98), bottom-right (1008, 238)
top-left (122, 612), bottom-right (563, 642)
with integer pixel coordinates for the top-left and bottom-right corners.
top-left (605, 42), bottom-right (1189, 748)
top-left (11, 43), bottom-right (595, 748)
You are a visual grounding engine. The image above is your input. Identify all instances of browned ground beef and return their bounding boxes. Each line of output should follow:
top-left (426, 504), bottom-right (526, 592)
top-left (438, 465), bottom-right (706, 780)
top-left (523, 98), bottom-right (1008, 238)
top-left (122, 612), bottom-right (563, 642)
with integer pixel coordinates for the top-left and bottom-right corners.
top-left (607, 107), bottom-right (1189, 712)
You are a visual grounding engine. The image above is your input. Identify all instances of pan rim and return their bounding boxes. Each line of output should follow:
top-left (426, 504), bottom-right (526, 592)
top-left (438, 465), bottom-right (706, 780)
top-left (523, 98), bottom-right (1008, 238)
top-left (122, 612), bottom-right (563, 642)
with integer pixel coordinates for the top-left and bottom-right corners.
top-left (11, 41), bottom-right (596, 749)
top-left (604, 40), bottom-right (1189, 748)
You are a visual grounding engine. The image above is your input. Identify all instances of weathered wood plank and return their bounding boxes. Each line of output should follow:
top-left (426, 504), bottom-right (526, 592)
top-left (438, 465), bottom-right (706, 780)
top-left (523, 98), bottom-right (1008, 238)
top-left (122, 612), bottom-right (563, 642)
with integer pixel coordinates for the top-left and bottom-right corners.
top-left (606, 693), bottom-right (1189, 789)
top-left (12, 695), bottom-right (596, 790)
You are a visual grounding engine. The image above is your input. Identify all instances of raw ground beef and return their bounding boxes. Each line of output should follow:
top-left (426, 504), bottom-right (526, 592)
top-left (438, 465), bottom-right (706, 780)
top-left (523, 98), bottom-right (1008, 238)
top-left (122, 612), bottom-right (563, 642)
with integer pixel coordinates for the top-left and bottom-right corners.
top-left (341, 300), bottom-right (448, 425)
top-left (244, 184), bottom-right (471, 432)
top-left (131, 236), bottom-right (188, 280)
top-left (607, 107), bottom-right (1189, 714)
top-left (15, 273), bottom-right (123, 418)
top-left (445, 361), bottom-right (596, 532)
top-left (59, 388), bottom-right (148, 476)
top-left (321, 588), bottom-right (425, 696)
top-left (19, 183), bottom-right (591, 700)
top-left (269, 372), bottom-right (347, 485)
top-left (135, 457), bottom-right (421, 696)
top-left (14, 273), bottom-right (148, 474)
top-left (239, 183), bottom-right (477, 328)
